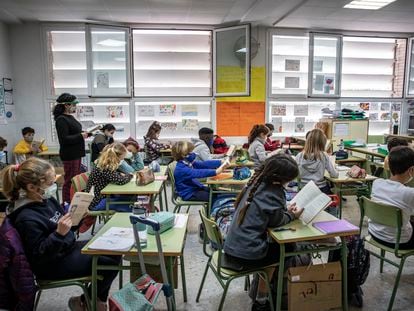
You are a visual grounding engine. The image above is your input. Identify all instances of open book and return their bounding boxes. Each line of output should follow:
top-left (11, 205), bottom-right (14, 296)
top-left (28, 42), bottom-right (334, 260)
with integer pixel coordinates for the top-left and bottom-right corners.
top-left (79, 120), bottom-right (102, 134)
top-left (31, 139), bottom-right (45, 151)
top-left (290, 181), bottom-right (331, 224)
top-left (68, 188), bottom-right (94, 226)
top-left (226, 145), bottom-right (236, 157)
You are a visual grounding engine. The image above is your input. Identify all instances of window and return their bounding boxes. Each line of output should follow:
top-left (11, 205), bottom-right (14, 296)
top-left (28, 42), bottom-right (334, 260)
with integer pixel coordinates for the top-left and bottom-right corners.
top-left (341, 37), bottom-right (406, 98)
top-left (46, 29), bottom-right (88, 96)
top-left (133, 29), bottom-right (212, 97)
top-left (406, 38), bottom-right (414, 97)
top-left (270, 35), bottom-right (309, 95)
top-left (135, 101), bottom-right (211, 139)
top-left (309, 34), bottom-right (341, 97)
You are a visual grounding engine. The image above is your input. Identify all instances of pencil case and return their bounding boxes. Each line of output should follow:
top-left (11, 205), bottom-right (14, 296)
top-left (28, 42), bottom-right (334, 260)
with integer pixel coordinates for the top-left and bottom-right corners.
top-left (147, 212), bottom-right (175, 235)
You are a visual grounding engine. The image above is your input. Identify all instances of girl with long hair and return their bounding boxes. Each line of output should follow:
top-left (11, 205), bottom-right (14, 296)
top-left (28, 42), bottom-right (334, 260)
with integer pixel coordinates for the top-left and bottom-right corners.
top-left (247, 124), bottom-right (271, 170)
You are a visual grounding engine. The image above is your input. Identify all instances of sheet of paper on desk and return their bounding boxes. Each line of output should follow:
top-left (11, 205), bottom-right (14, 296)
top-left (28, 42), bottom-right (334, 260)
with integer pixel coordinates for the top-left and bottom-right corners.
top-left (336, 165), bottom-right (350, 171)
top-left (88, 236), bottom-right (135, 251)
top-left (102, 227), bottom-right (134, 239)
top-left (174, 214), bottom-right (187, 228)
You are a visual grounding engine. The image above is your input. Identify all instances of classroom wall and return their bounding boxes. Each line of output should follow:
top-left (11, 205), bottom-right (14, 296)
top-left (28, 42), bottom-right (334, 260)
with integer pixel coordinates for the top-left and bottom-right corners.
top-left (8, 22), bottom-right (48, 149)
top-left (0, 22), bottom-right (17, 152)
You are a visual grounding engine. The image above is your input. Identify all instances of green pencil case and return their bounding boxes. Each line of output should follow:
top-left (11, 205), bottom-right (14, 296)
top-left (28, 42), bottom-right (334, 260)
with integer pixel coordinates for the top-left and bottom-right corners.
top-left (147, 212), bottom-right (175, 235)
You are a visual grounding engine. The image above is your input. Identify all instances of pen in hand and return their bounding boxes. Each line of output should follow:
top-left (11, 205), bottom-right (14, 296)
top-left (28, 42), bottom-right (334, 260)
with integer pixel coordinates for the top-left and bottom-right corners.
top-left (273, 227), bottom-right (296, 232)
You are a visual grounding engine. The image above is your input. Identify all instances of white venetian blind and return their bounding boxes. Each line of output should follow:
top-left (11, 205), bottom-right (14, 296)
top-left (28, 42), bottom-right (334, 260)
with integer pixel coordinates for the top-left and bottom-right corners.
top-left (132, 29), bottom-right (212, 96)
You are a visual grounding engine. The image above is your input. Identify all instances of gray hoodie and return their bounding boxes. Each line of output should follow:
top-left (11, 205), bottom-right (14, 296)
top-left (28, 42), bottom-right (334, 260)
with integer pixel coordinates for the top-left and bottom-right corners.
top-left (295, 152), bottom-right (339, 188)
top-left (248, 137), bottom-right (267, 170)
top-left (191, 138), bottom-right (224, 162)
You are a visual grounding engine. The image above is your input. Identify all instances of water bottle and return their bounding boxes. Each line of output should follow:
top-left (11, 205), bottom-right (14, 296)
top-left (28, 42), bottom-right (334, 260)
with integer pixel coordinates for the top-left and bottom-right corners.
top-left (338, 139), bottom-right (344, 151)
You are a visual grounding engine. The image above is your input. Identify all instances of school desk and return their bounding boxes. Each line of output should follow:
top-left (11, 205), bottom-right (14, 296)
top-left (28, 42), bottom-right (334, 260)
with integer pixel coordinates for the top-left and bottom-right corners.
top-left (335, 156), bottom-right (366, 167)
top-left (345, 146), bottom-right (386, 161)
top-left (205, 170), bottom-right (254, 213)
top-left (270, 211), bottom-right (358, 311)
top-left (37, 146), bottom-right (60, 158)
top-left (81, 212), bottom-right (189, 311)
top-left (228, 159), bottom-right (255, 168)
top-left (324, 170), bottom-right (377, 218)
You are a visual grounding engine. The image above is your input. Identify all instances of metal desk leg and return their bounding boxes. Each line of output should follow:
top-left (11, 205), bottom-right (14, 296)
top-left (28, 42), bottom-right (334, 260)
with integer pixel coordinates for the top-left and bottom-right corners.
top-left (163, 182), bottom-right (169, 212)
top-left (105, 195), bottom-right (111, 222)
top-left (275, 244), bottom-right (285, 311)
top-left (180, 255), bottom-right (187, 302)
top-left (166, 256), bottom-right (176, 304)
top-left (91, 256), bottom-right (98, 311)
top-left (338, 184), bottom-right (343, 219)
top-left (341, 237), bottom-right (348, 311)
top-left (159, 186), bottom-right (164, 212)
top-left (208, 186), bottom-right (213, 215)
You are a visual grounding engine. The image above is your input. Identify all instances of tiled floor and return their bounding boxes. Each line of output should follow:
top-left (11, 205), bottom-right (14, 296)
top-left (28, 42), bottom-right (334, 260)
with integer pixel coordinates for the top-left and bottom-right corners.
top-left (35, 192), bottom-right (414, 311)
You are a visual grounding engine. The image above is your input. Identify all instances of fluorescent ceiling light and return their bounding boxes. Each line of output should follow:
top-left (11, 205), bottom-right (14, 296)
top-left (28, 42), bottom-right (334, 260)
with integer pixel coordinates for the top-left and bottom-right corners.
top-left (344, 0), bottom-right (397, 10)
top-left (97, 39), bottom-right (126, 47)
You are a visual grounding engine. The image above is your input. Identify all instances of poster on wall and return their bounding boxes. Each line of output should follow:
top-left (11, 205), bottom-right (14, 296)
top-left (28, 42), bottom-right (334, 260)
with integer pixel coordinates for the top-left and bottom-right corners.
top-left (272, 104), bottom-right (286, 116)
top-left (159, 104), bottom-right (177, 116)
top-left (271, 117), bottom-right (283, 133)
top-left (137, 120), bottom-right (154, 135)
top-left (285, 59), bottom-right (300, 71)
top-left (77, 106), bottom-right (94, 119)
top-left (314, 74), bottom-right (324, 91)
top-left (370, 102), bottom-right (379, 110)
top-left (4, 91), bottom-right (12, 105)
top-left (96, 72), bottom-right (109, 89)
top-left (294, 104), bottom-right (308, 116)
top-left (161, 122), bottom-right (178, 132)
top-left (0, 82), bottom-right (6, 124)
top-left (380, 103), bottom-right (390, 111)
top-left (294, 117), bottom-right (305, 133)
top-left (106, 106), bottom-right (125, 118)
top-left (359, 103), bottom-right (370, 111)
top-left (181, 105), bottom-right (198, 117)
top-left (285, 77), bottom-right (300, 88)
top-left (314, 60), bottom-right (323, 72)
top-left (182, 119), bottom-right (199, 132)
top-left (369, 113), bottom-right (378, 121)
top-left (2, 78), bottom-right (12, 91)
top-left (391, 103), bottom-right (401, 111)
top-left (380, 112), bottom-right (391, 120)
top-left (138, 105), bottom-right (155, 117)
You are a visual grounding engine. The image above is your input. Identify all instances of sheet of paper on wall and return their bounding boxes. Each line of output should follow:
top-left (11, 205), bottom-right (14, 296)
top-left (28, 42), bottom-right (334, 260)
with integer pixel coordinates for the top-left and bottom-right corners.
top-left (314, 60), bottom-right (323, 72)
top-left (5, 105), bottom-right (15, 122)
top-left (77, 106), bottom-right (94, 118)
top-left (161, 122), bottom-right (178, 132)
top-left (271, 117), bottom-right (283, 133)
top-left (370, 102), bottom-right (379, 110)
top-left (181, 105), bottom-right (198, 116)
top-left (4, 91), bottom-right (12, 105)
top-left (381, 112), bottom-right (391, 120)
top-left (272, 104), bottom-right (286, 116)
top-left (285, 59), bottom-right (300, 71)
top-left (138, 105), bottom-right (155, 117)
top-left (391, 103), bottom-right (401, 111)
top-left (334, 123), bottom-right (349, 137)
top-left (314, 74), bottom-right (324, 91)
top-left (285, 77), bottom-right (300, 89)
top-left (106, 106), bottom-right (124, 118)
top-left (137, 120), bottom-right (154, 135)
top-left (182, 119), bottom-right (199, 132)
top-left (2, 78), bottom-right (12, 91)
top-left (295, 117), bottom-right (305, 133)
top-left (294, 104), bottom-right (309, 116)
top-left (159, 104), bottom-right (177, 116)
top-left (96, 72), bottom-right (109, 89)
top-left (369, 113), bottom-right (378, 121)
top-left (380, 102), bottom-right (390, 111)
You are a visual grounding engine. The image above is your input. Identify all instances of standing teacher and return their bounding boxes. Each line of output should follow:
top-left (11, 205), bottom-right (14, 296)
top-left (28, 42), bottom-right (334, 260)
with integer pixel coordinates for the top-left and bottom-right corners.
top-left (53, 93), bottom-right (89, 204)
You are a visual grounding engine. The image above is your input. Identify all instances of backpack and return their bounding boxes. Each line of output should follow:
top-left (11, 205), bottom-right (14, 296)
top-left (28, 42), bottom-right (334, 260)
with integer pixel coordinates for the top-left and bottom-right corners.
top-left (210, 196), bottom-right (237, 248)
top-left (212, 136), bottom-right (229, 154)
top-left (329, 235), bottom-right (370, 307)
top-left (233, 167), bottom-right (251, 180)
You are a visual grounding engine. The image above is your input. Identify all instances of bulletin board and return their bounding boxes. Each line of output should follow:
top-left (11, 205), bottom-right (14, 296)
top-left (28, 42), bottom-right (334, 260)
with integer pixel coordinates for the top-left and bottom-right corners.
top-left (216, 101), bottom-right (265, 136)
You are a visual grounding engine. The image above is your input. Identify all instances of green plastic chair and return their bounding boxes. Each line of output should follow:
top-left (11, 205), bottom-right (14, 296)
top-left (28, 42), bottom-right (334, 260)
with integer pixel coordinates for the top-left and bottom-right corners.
top-left (196, 209), bottom-right (276, 311)
top-left (167, 162), bottom-right (208, 213)
top-left (359, 196), bottom-right (414, 311)
top-left (34, 275), bottom-right (104, 310)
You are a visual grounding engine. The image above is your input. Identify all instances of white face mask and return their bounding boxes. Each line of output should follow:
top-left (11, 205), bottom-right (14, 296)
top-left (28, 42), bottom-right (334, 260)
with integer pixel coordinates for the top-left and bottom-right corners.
top-left (125, 151), bottom-right (133, 159)
top-left (39, 183), bottom-right (57, 200)
top-left (69, 105), bottom-right (77, 114)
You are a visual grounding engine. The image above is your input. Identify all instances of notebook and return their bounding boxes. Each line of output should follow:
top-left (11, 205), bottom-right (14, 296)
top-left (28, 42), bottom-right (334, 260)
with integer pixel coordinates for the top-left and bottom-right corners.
top-left (226, 145), bottom-right (236, 157)
top-left (290, 181), bottom-right (331, 224)
top-left (313, 219), bottom-right (359, 234)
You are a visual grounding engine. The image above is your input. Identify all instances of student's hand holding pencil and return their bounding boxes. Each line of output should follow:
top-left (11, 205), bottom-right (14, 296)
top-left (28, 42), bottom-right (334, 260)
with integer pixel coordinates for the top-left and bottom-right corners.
top-left (56, 213), bottom-right (72, 236)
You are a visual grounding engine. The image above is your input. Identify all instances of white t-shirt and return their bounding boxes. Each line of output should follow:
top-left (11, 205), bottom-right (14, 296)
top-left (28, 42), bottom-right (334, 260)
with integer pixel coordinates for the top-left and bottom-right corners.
top-left (368, 179), bottom-right (414, 243)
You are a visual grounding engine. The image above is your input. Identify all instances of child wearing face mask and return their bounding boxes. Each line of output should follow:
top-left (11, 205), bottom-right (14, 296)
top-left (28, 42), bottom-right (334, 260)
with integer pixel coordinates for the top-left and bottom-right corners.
top-left (118, 137), bottom-right (144, 174)
top-left (248, 124), bottom-right (272, 170)
top-left (91, 124), bottom-right (116, 163)
top-left (0, 136), bottom-right (8, 171)
top-left (144, 121), bottom-right (171, 165)
top-left (172, 141), bottom-right (229, 202)
top-left (13, 127), bottom-right (48, 164)
top-left (2, 157), bottom-right (120, 311)
top-left (369, 146), bottom-right (414, 250)
top-left (191, 127), bottom-right (225, 162)
top-left (85, 142), bottom-right (133, 212)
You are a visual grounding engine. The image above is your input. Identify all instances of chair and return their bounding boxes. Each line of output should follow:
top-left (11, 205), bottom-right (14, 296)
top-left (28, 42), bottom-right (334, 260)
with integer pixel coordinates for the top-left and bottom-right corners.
top-left (167, 162), bottom-right (208, 213)
top-left (359, 196), bottom-right (414, 311)
top-left (196, 209), bottom-right (275, 311)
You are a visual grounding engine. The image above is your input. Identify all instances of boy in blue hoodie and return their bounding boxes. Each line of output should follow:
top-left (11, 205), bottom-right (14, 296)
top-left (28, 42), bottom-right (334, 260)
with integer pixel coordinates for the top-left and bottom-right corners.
top-left (172, 141), bottom-right (229, 201)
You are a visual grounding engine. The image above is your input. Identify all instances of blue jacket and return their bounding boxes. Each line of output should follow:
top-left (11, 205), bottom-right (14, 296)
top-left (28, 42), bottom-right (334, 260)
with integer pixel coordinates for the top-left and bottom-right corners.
top-left (174, 159), bottom-right (221, 200)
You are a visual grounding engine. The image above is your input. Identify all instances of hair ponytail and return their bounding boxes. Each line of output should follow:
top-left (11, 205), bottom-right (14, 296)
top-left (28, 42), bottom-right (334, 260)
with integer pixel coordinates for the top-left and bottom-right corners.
top-left (248, 124), bottom-right (269, 145)
top-left (96, 142), bottom-right (127, 171)
top-left (53, 104), bottom-right (66, 120)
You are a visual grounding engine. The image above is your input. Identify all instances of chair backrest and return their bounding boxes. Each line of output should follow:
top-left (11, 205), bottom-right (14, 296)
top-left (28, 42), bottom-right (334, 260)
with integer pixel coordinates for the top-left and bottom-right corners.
top-left (70, 172), bottom-right (90, 200)
top-left (199, 209), bottom-right (223, 250)
top-left (167, 162), bottom-right (178, 198)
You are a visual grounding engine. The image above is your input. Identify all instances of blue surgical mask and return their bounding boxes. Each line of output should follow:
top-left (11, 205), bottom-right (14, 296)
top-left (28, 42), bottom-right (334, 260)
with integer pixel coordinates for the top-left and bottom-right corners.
top-left (185, 152), bottom-right (196, 163)
top-left (208, 138), bottom-right (214, 147)
top-left (0, 151), bottom-right (5, 160)
top-left (125, 151), bottom-right (133, 159)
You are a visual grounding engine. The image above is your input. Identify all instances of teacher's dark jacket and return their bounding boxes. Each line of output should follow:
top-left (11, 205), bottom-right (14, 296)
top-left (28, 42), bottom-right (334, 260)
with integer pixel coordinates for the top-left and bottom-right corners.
top-left (55, 114), bottom-right (85, 161)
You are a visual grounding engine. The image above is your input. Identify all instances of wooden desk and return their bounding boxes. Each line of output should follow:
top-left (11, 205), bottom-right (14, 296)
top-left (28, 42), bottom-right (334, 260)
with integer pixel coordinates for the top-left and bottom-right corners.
top-left (325, 170), bottom-right (377, 218)
top-left (384, 134), bottom-right (414, 142)
top-left (281, 143), bottom-right (304, 151)
top-left (38, 146), bottom-right (60, 158)
top-left (345, 146), bottom-right (386, 161)
top-left (336, 156), bottom-right (366, 167)
top-left (82, 213), bottom-right (188, 311)
top-left (270, 211), bottom-right (358, 311)
top-left (228, 160), bottom-right (255, 169)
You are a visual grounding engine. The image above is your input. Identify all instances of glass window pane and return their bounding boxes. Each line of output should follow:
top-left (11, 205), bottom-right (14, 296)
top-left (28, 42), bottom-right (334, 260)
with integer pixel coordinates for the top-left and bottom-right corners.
top-left (311, 35), bottom-right (339, 96)
top-left (47, 30), bottom-right (88, 96)
top-left (342, 37), bottom-right (406, 98)
top-left (271, 35), bottom-right (309, 95)
top-left (90, 26), bottom-right (130, 96)
top-left (133, 29), bottom-right (212, 97)
top-left (407, 39), bottom-right (414, 96)
top-left (215, 25), bottom-right (250, 96)
top-left (135, 101), bottom-right (211, 139)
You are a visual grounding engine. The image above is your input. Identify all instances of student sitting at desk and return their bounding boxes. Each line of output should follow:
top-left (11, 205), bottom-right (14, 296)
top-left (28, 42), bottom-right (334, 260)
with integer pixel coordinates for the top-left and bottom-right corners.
top-left (90, 123), bottom-right (115, 163)
top-left (2, 158), bottom-right (120, 311)
top-left (383, 137), bottom-right (408, 171)
top-left (264, 123), bottom-right (279, 151)
top-left (296, 128), bottom-right (338, 194)
top-left (13, 127), bottom-right (48, 164)
top-left (118, 137), bottom-right (144, 174)
top-left (0, 136), bottom-right (8, 171)
top-left (172, 141), bottom-right (229, 202)
top-left (85, 142), bottom-right (133, 212)
top-left (369, 146), bottom-right (414, 249)
top-left (144, 121), bottom-right (171, 165)
top-left (223, 154), bottom-right (303, 310)
top-left (192, 127), bottom-right (225, 161)
top-left (248, 124), bottom-right (271, 170)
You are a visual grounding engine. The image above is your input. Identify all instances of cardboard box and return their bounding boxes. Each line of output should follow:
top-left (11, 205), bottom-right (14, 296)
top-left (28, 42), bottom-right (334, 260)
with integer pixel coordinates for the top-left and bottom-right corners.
top-left (288, 262), bottom-right (342, 311)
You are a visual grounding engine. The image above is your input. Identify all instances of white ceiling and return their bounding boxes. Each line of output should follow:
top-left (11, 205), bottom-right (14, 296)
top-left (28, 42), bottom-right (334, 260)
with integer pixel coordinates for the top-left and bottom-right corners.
top-left (0, 0), bottom-right (413, 33)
